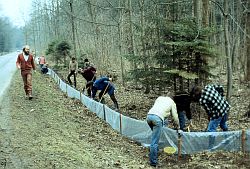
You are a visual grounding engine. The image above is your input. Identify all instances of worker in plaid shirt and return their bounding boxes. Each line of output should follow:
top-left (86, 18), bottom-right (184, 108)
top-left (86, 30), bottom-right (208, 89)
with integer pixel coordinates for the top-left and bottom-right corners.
top-left (190, 84), bottom-right (231, 132)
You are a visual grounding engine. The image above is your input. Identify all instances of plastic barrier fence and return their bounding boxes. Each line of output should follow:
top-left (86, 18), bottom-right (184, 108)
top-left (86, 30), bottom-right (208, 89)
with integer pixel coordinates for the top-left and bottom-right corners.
top-left (47, 69), bottom-right (249, 154)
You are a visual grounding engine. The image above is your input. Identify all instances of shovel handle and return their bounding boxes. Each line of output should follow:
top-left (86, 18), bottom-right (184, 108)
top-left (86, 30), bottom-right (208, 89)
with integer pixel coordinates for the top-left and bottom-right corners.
top-left (99, 83), bottom-right (110, 102)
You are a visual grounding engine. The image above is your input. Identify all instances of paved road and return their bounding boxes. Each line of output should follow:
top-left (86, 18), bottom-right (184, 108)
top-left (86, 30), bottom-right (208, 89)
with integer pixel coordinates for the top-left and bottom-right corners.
top-left (0, 52), bottom-right (18, 99)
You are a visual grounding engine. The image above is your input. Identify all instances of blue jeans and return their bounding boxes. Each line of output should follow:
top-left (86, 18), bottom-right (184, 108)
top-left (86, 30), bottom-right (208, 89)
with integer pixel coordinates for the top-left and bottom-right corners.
top-left (178, 111), bottom-right (186, 130)
top-left (207, 114), bottom-right (228, 132)
top-left (146, 114), bottom-right (163, 166)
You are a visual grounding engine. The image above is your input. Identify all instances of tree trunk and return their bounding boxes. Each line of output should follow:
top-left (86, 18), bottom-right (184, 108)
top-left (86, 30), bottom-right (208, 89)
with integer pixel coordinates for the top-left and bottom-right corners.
top-left (246, 2), bottom-right (250, 81)
top-left (231, 0), bottom-right (242, 71)
top-left (139, 0), bottom-right (150, 94)
top-left (224, 0), bottom-right (232, 102)
top-left (202, 0), bottom-right (209, 27)
top-left (193, 0), bottom-right (202, 27)
top-left (127, 0), bottom-right (137, 85)
top-left (69, 0), bottom-right (77, 58)
top-left (87, 0), bottom-right (102, 72)
top-left (118, 0), bottom-right (125, 87)
top-left (193, 0), bottom-right (203, 85)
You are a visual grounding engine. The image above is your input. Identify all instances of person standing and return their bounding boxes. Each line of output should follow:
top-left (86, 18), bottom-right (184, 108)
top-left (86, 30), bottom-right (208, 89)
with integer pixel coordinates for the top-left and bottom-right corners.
top-left (39, 55), bottom-right (46, 70)
top-left (16, 45), bottom-right (36, 100)
top-left (146, 96), bottom-right (181, 167)
top-left (67, 57), bottom-right (78, 88)
top-left (190, 84), bottom-right (230, 132)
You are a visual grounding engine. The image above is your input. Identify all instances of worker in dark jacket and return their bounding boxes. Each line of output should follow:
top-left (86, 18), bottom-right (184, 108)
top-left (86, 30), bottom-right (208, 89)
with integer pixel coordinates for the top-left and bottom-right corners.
top-left (79, 66), bottom-right (96, 96)
top-left (173, 91), bottom-right (192, 131)
top-left (88, 76), bottom-right (119, 111)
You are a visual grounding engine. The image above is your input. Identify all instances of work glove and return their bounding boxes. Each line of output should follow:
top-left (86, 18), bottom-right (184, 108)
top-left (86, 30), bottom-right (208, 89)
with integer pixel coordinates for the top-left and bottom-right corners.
top-left (177, 129), bottom-right (183, 136)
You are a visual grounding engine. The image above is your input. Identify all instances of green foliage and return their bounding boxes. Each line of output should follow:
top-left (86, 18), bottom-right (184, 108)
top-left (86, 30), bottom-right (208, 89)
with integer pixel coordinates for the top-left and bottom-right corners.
top-left (126, 17), bottom-right (219, 92)
top-left (0, 18), bottom-right (17, 52)
top-left (161, 18), bottom-right (218, 85)
top-left (46, 40), bottom-right (71, 66)
top-left (164, 69), bottom-right (198, 80)
top-left (46, 40), bottom-right (58, 56)
top-left (56, 40), bottom-right (71, 57)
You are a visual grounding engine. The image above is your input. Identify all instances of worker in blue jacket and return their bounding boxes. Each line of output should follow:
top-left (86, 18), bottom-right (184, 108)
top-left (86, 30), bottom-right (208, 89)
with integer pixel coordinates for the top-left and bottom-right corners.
top-left (87, 76), bottom-right (119, 111)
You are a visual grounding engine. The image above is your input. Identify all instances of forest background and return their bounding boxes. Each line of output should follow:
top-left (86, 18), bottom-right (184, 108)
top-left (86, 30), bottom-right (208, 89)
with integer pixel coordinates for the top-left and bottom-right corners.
top-left (0, 0), bottom-right (250, 92)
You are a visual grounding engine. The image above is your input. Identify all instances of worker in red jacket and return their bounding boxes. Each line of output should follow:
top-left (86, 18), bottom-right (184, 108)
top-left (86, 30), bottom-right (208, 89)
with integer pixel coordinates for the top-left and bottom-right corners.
top-left (16, 45), bottom-right (36, 100)
top-left (79, 66), bottom-right (96, 96)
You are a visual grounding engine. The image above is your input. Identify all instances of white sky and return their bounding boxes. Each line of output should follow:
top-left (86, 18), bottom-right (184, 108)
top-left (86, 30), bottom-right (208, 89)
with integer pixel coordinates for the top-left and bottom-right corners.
top-left (0, 0), bottom-right (33, 27)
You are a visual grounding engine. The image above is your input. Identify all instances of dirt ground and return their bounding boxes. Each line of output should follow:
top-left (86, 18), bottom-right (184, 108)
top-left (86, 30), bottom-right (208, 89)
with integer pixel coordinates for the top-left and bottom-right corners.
top-left (0, 69), bottom-right (249, 169)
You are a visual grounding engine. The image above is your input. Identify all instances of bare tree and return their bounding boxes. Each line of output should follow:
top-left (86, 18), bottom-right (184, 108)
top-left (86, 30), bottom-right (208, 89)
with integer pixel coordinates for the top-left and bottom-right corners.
top-left (246, 1), bottom-right (250, 81)
top-left (223, 0), bottom-right (232, 102)
top-left (69, 0), bottom-right (76, 58)
top-left (202, 0), bottom-right (209, 27)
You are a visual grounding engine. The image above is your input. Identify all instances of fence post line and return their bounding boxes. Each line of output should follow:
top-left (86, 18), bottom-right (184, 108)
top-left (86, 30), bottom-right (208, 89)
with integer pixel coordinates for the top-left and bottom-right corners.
top-left (241, 129), bottom-right (246, 153)
top-left (66, 84), bottom-right (68, 95)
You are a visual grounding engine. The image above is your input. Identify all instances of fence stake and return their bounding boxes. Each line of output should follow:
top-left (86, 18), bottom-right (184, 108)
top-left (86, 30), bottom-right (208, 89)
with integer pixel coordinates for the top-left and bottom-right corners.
top-left (66, 84), bottom-right (68, 95)
top-left (120, 113), bottom-right (122, 135)
top-left (103, 104), bottom-right (106, 121)
top-left (178, 135), bottom-right (182, 160)
top-left (241, 129), bottom-right (246, 153)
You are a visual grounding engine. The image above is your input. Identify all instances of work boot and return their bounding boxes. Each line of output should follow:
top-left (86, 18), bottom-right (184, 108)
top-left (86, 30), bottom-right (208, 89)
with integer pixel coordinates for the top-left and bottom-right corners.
top-left (113, 102), bottom-right (119, 111)
top-left (28, 91), bottom-right (33, 100)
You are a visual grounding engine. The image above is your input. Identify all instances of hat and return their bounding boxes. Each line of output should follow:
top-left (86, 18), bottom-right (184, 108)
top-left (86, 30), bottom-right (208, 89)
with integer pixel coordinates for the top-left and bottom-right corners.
top-left (23, 45), bottom-right (30, 50)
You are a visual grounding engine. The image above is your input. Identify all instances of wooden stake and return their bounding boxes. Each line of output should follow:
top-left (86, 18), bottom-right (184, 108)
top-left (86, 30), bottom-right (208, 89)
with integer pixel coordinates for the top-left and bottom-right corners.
top-left (66, 84), bottom-right (68, 95)
top-left (120, 113), bottom-right (122, 134)
top-left (178, 135), bottom-right (182, 160)
top-left (241, 129), bottom-right (246, 153)
top-left (103, 104), bottom-right (106, 121)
